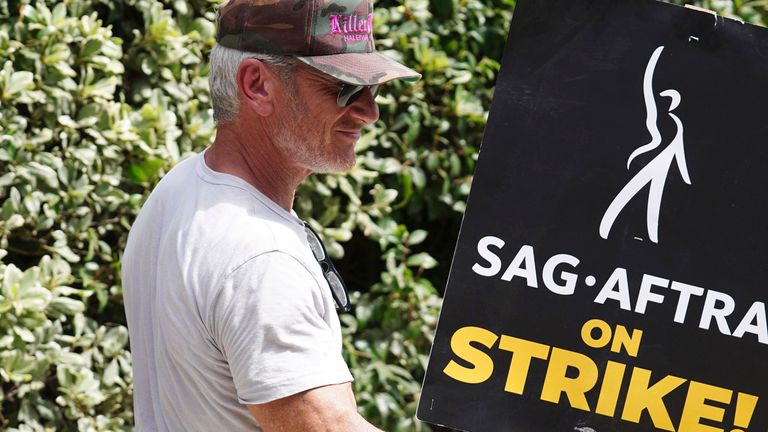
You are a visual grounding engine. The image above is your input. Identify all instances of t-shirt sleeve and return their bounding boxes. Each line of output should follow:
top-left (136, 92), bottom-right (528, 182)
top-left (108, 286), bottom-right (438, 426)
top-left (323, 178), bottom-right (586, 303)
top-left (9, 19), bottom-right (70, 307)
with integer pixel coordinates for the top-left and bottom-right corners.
top-left (211, 251), bottom-right (353, 405)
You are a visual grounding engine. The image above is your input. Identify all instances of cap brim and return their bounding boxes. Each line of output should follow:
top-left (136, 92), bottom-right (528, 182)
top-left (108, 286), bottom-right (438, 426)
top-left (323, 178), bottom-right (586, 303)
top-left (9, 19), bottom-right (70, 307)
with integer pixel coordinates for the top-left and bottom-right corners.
top-left (296, 52), bottom-right (421, 86)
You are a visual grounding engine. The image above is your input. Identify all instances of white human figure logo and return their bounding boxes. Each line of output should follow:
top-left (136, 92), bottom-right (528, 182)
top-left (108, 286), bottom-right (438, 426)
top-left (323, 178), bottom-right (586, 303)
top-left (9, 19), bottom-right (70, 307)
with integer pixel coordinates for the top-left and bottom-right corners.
top-left (599, 46), bottom-right (691, 244)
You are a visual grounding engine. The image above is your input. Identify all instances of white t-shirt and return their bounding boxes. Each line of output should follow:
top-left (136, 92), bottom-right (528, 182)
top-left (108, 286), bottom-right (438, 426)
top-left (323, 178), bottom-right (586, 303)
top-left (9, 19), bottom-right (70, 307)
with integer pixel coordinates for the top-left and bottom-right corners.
top-left (122, 151), bottom-right (353, 431)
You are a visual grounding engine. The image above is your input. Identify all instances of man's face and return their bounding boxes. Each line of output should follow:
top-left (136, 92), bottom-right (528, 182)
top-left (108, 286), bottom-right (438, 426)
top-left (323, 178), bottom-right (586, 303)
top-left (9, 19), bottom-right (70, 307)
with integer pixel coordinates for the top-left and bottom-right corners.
top-left (272, 63), bottom-right (380, 173)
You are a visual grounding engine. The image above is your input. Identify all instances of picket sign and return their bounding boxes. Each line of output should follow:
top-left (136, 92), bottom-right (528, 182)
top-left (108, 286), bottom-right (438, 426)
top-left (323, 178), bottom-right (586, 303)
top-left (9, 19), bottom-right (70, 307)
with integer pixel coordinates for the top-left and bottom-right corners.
top-left (417, 0), bottom-right (768, 431)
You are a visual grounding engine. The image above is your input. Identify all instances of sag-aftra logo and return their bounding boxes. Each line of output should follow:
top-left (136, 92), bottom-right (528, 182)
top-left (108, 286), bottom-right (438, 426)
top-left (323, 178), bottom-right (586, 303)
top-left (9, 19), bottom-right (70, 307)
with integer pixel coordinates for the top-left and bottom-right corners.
top-left (599, 46), bottom-right (692, 244)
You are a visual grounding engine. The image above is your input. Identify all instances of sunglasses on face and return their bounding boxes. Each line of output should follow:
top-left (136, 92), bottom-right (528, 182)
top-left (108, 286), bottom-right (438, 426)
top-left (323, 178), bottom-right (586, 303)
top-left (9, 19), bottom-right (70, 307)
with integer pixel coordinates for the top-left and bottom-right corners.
top-left (336, 83), bottom-right (380, 108)
top-left (295, 62), bottom-right (380, 108)
top-left (303, 221), bottom-right (351, 313)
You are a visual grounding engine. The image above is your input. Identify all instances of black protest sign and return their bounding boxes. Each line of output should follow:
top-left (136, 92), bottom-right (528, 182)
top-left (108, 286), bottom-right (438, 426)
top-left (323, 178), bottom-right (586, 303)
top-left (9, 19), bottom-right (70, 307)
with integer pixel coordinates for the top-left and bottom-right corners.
top-left (416, 0), bottom-right (768, 431)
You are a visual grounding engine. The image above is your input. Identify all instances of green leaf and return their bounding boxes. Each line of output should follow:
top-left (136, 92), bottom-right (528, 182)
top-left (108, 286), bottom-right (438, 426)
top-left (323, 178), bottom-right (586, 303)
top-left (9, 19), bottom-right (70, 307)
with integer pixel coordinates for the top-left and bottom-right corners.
top-left (407, 230), bottom-right (428, 246)
top-left (80, 39), bottom-right (103, 59)
top-left (0, 335), bottom-right (13, 348)
top-left (51, 3), bottom-right (66, 22)
top-left (27, 162), bottom-right (60, 188)
top-left (19, 286), bottom-right (52, 312)
top-left (103, 358), bottom-right (120, 385)
top-left (126, 158), bottom-right (164, 184)
top-left (100, 326), bottom-right (129, 357)
top-left (406, 252), bottom-right (438, 269)
top-left (13, 326), bottom-right (35, 343)
top-left (449, 70), bottom-right (473, 85)
top-left (49, 297), bottom-right (85, 316)
top-left (3, 264), bottom-right (23, 299)
top-left (57, 351), bottom-right (87, 368)
top-left (82, 76), bottom-right (119, 99)
top-left (410, 167), bottom-right (426, 191)
top-left (2, 68), bottom-right (34, 99)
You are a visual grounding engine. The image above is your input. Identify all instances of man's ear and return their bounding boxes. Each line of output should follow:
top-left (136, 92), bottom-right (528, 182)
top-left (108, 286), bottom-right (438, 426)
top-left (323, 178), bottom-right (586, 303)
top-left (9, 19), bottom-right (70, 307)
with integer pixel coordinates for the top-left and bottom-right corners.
top-left (236, 58), bottom-right (277, 116)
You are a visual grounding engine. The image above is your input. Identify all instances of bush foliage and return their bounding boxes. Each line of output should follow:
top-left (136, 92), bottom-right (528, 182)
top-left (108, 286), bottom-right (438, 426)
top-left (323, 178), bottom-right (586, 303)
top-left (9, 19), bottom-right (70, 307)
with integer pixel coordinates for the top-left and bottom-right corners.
top-left (0, 0), bottom-right (764, 430)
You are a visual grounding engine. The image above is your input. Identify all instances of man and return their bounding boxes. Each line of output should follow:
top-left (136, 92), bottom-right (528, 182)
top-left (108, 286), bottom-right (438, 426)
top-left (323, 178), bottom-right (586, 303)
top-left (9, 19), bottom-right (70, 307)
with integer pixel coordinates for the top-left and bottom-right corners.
top-left (121, 0), bottom-right (420, 430)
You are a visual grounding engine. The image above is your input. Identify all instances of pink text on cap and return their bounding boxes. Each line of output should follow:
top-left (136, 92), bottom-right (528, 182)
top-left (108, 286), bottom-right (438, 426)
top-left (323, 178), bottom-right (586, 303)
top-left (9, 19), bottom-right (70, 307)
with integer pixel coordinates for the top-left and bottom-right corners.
top-left (329, 14), bottom-right (373, 41)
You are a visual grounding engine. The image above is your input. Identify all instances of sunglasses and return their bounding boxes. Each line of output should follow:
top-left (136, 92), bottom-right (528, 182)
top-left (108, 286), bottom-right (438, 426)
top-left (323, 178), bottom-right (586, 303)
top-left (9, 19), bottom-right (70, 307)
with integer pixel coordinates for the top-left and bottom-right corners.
top-left (303, 221), bottom-right (351, 313)
top-left (337, 83), bottom-right (380, 108)
top-left (295, 62), bottom-right (380, 108)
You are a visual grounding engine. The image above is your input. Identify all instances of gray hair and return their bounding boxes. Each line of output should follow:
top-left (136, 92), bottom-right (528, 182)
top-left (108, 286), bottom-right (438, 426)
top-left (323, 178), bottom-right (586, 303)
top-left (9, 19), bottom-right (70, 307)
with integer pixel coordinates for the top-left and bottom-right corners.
top-left (208, 44), bottom-right (296, 124)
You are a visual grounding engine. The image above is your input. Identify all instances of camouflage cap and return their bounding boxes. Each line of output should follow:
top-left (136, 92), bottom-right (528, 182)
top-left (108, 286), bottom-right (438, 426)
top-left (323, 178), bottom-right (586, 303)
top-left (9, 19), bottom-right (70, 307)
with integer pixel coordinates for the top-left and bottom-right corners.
top-left (216, 0), bottom-right (421, 86)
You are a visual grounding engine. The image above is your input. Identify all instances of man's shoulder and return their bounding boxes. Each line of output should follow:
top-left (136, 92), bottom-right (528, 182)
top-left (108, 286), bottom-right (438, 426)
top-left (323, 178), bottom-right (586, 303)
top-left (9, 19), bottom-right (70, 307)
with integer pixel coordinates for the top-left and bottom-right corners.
top-left (216, 210), bottom-right (304, 253)
top-left (130, 152), bottom-right (310, 276)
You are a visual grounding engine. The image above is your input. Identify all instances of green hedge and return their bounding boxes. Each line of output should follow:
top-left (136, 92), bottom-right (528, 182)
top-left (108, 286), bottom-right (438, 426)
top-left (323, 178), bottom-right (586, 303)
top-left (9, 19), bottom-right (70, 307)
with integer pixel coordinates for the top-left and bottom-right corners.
top-left (0, 0), bottom-right (763, 430)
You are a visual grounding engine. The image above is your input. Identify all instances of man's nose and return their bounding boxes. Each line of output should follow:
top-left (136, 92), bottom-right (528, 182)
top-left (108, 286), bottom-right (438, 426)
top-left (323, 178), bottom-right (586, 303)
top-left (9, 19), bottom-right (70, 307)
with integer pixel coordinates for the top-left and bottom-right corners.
top-left (347, 87), bottom-right (380, 124)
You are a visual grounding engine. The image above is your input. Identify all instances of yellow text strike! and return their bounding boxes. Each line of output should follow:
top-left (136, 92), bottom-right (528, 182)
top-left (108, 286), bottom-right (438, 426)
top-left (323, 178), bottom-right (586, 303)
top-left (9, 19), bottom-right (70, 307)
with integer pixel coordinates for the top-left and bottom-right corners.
top-left (441, 322), bottom-right (759, 432)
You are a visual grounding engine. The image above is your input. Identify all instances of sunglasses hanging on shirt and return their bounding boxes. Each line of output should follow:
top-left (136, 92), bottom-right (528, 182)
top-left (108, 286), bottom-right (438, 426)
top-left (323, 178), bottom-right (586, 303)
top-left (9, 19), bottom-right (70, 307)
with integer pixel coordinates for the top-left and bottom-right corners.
top-left (303, 221), bottom-right (351, 313)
